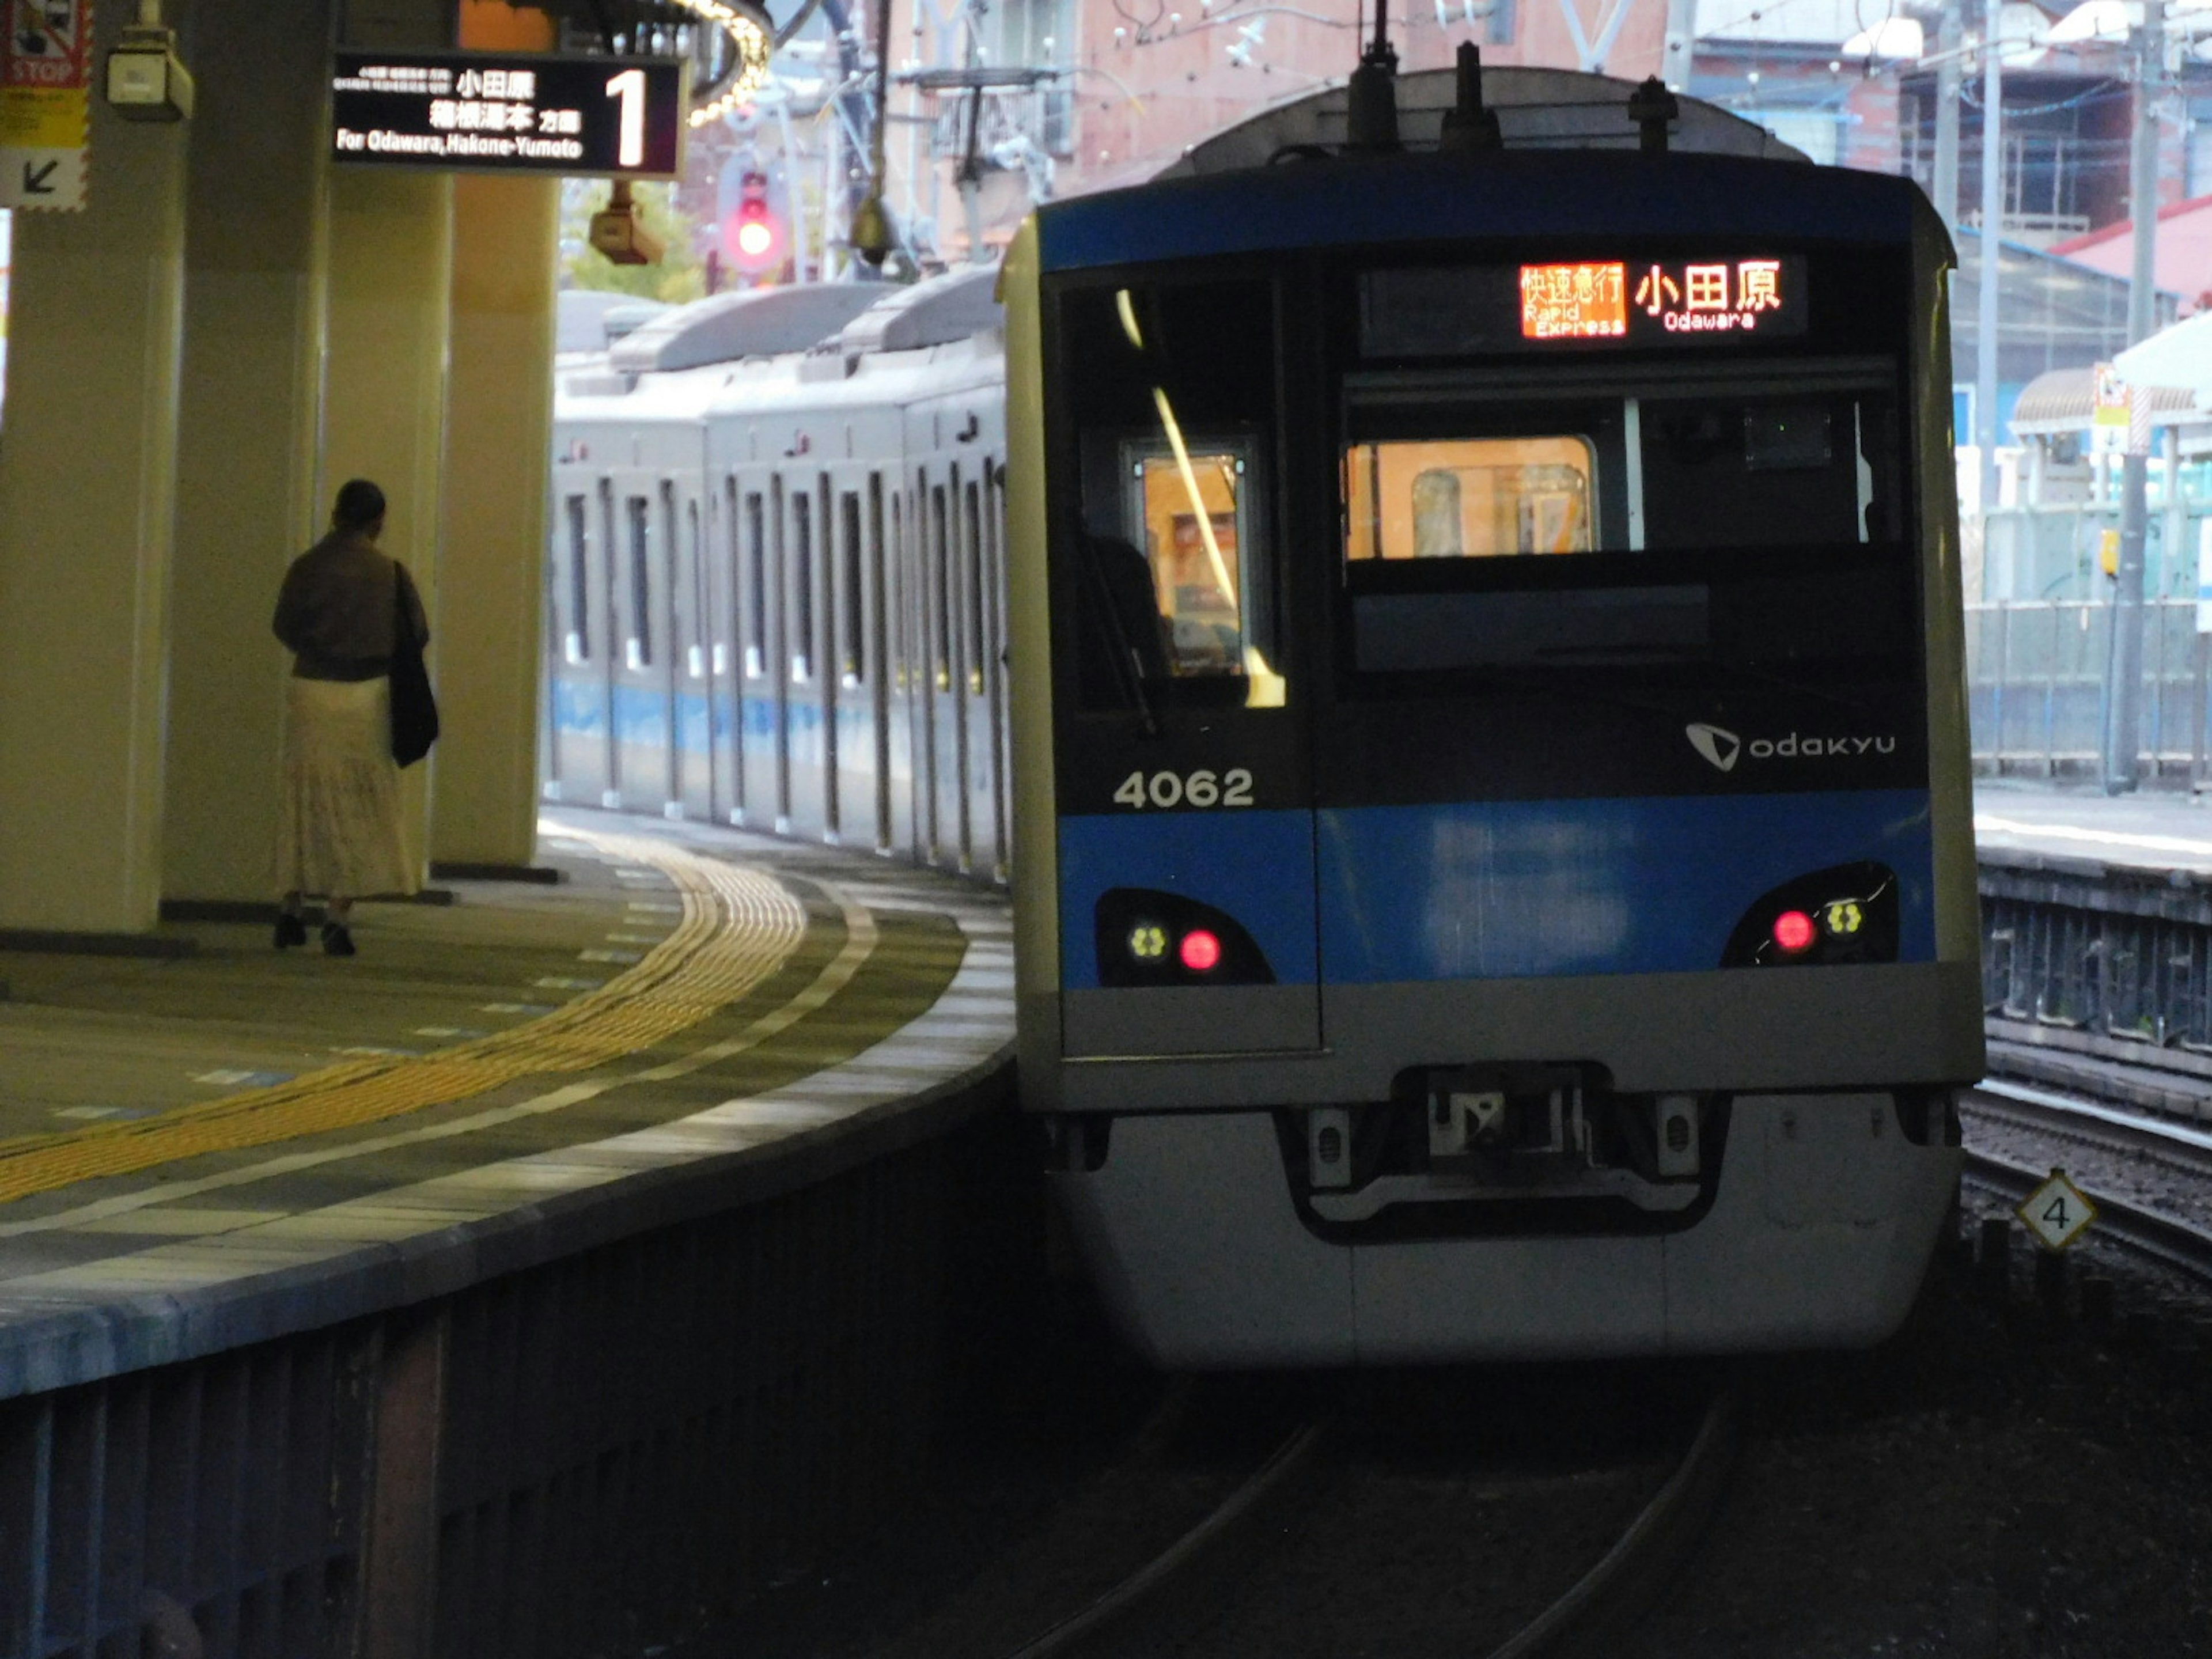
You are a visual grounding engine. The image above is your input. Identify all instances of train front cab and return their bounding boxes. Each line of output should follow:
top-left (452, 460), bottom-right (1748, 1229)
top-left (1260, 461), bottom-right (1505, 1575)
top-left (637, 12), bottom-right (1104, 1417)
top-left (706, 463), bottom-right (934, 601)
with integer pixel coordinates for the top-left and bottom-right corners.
top-left (1005, 156), bottom-right (1986, 1368)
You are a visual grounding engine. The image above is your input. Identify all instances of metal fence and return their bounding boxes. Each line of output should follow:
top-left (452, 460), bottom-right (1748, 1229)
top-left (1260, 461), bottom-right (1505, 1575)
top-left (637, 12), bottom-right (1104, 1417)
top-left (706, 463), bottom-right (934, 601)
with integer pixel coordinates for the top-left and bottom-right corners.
top-left (1965, 599), bottom-right (2212, 781)
top-left (1981, 858), bottom-right (2212, 1100)
top-left (0, 1091), bottom-right (1031, 1659)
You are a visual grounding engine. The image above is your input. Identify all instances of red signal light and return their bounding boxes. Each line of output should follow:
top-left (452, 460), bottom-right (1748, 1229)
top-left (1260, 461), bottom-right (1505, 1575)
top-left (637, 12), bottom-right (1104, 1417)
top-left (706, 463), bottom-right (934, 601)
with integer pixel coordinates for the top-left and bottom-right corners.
top-left (1179, 929), bottom-right (1222, 972)
top-left (1771, 910), bottom-right (1817, 955)
top-left (722, 170), bottom-right (786, 277)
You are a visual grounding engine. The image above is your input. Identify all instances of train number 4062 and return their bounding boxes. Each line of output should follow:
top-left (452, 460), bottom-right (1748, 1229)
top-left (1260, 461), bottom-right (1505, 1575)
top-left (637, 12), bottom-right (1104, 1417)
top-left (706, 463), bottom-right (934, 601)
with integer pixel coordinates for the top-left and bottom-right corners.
top-left (1112, 768), bottom-right (1254, 809)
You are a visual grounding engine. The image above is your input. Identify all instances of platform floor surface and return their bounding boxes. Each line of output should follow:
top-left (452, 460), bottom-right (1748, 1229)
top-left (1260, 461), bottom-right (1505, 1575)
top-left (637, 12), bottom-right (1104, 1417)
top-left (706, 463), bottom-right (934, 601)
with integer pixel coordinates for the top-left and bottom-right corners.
top-left (0, 812), bottom-right (1010, 1393)
top-left (1973, 778), bottom-right (2212, 874)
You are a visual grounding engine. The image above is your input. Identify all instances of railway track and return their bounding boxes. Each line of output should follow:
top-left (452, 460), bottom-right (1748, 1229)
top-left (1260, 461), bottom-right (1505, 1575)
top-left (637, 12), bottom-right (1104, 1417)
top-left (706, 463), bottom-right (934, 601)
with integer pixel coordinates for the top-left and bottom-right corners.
top-left (965, 1374), bottom-right (1745, 1659)
top-left (1964, 1078), bottom-right (2212, 1286)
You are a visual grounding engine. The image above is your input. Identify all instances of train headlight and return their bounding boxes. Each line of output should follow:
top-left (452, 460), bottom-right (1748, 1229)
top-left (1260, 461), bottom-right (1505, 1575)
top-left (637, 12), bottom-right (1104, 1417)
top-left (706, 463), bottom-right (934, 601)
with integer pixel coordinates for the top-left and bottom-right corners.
top-left (1823, 899), bottom-right (1864, 936)
top-left (1128, 923), bottom-right (1168, 961)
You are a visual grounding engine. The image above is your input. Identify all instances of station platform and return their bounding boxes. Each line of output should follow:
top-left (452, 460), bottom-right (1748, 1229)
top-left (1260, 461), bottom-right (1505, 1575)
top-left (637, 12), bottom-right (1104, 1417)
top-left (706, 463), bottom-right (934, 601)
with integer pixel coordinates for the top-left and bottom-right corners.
top-left (0, 812), bottom-right (1012, 1399)
top-left (1974, 778), bottom-right (2212, 877)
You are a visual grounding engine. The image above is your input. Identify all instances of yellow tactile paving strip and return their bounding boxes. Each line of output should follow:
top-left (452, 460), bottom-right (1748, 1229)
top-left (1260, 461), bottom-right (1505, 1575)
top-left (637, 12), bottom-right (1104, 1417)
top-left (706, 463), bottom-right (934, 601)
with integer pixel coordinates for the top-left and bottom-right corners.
top-left (0, 825), bottom-right (811, 1207)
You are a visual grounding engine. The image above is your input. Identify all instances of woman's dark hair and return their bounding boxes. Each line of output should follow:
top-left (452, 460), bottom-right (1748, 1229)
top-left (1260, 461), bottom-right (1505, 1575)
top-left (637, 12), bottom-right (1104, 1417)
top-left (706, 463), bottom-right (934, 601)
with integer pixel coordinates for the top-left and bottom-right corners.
top-left (332, 478), bottom-right (387, 531)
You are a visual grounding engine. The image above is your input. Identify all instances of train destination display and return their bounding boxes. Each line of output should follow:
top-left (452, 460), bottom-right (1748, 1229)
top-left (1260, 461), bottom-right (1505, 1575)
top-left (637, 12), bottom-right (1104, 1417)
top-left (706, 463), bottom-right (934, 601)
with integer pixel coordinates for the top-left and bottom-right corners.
top-left (1361, 256), bottom-right (1808, 357)
top-left (330, 51), bottom-right (685, 178)
top-left (1519, 258), bottom-right (1805, 342)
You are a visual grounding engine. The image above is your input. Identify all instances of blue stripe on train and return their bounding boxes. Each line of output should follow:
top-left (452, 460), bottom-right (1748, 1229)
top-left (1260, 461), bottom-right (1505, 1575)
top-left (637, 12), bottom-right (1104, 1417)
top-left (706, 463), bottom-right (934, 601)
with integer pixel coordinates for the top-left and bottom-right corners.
top-left (1056, 789), bottom-right (1935, 990)
top-left (1316, 789), bottom-right (1935, 982)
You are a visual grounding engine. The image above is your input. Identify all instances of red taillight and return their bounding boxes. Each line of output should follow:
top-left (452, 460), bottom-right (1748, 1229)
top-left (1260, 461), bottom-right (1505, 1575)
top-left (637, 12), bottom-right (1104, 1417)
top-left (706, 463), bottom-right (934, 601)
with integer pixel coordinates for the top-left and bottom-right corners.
top-left (1179, 929), bottom-right (1222, 972)
top-left (1771, 910), bottom-right (1817, 955)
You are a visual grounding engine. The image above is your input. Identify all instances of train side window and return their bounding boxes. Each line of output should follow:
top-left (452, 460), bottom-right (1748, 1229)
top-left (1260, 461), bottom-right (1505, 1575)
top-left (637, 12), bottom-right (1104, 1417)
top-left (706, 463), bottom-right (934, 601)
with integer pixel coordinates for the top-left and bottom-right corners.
top-left (564, 495), bottom-right (589, 662)
top-left (791, 488), bottom-right (814, 683)
top-left (1344, 437), bottom-right (1597, 559)
top-left (890, 490), bottom-right (907, 691)
top-left (744, 491), bottom-right (767, 678)
top-left (626, 495), bottom-right (652, 669)
top-left (840, 490), bottom-right (865, 686)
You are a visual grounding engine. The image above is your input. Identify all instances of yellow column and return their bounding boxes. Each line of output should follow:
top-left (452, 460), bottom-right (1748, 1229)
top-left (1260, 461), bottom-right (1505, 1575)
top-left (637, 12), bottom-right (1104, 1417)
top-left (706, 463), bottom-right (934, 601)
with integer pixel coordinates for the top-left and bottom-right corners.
top-left (0, 26), bottom-right (187, 937)
top-left (431, 175), bottom-right (559, 873)
top-left (321, 169), bottom-right (457, 883)
top-left (162, 2), bottom-right (332, 909)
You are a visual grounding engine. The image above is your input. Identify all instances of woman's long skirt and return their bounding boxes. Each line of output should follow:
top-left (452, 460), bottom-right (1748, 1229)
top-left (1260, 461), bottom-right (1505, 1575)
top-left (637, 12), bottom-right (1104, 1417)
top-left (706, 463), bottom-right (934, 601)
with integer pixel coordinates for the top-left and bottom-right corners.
top-left (274, 676), bottom-right (418, 898)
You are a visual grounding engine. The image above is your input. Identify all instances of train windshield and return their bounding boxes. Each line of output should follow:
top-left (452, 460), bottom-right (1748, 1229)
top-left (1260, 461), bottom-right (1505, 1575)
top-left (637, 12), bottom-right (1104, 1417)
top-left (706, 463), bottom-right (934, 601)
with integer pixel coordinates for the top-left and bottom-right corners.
top-left (1054, 279), bottom-right (1285, 712)
top-left (1339, 363), bottom-right (1909, 679)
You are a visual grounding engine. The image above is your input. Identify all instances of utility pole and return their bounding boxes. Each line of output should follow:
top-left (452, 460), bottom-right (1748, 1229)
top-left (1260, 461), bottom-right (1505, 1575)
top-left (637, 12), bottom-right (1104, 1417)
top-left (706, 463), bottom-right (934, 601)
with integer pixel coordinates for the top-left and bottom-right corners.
top-left (1974, 0), bottom-right (2001, 525)
top-left (1933, 1), bottom-right (1960, 235)
top-left (2102, 0), bottom-right (2166, 793)
top-left (1661, 0), bottom-right (1696, 90)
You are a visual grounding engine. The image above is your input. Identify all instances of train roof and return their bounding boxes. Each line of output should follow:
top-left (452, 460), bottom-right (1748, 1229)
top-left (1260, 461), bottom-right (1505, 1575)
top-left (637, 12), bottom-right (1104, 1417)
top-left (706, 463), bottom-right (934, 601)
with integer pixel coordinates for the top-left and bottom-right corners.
top-left (1038, 146), bottom-right (1935, 275)
top-left (609, 282), bottom-right (891, 373)
top-left (833, 265), bottom-right (1003, 356)
top-left (1036, 66), bottom-right (1938, 276)
top-left (1157, 66), bottom-right (1805, 178)
top-left (556, 289), bottom-right (671, 355)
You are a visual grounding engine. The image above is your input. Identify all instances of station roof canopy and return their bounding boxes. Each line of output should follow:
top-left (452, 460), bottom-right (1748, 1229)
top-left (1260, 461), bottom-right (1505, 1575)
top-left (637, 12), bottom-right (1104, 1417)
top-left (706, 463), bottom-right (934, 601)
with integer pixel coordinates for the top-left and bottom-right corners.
top-left (2114, 309), bottom-right (2212, 395)
top-left (2009, 364), bottom-right (2199, 435)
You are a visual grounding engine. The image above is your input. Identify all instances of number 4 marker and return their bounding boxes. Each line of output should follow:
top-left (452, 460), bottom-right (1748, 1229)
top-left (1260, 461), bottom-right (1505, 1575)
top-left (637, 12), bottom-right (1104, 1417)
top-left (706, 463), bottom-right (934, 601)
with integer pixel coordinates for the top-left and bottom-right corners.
top-left (2017, 1169), bottom-right (2097, 1252)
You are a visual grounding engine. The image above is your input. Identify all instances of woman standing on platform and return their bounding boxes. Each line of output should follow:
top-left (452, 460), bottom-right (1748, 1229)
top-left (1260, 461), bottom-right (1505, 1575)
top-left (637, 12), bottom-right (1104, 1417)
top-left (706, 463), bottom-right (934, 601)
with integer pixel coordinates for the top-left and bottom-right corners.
top-left (270, 479), bottom-right (430, 957)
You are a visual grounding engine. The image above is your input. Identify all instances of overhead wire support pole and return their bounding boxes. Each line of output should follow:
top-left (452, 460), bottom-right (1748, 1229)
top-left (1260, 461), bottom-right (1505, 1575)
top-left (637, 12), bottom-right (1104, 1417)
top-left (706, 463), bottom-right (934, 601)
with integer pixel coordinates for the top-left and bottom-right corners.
top-left (2103, 0), bottom-right (2166, 794)
top-left (1974, 0), bottom-right (2001, 533)
top-left (1933, 0), bottom-right (1960, 237)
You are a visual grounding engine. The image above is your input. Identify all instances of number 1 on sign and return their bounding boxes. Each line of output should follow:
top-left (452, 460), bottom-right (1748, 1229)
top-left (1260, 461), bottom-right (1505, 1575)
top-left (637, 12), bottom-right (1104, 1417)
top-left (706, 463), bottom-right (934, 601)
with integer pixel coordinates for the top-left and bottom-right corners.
top-left (605, 68), bottom-right (646, 167)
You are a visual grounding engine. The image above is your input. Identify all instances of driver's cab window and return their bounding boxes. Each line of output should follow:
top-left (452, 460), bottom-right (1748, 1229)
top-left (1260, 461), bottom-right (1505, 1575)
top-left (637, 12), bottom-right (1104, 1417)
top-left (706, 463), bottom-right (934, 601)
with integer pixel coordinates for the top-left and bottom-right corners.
top-left (1346, 437), bottom-right (1596, 560)
top-left (1127, 445), bottom-right (1251, 676)
top-left (1058, 278), bottom-right (1283, 713)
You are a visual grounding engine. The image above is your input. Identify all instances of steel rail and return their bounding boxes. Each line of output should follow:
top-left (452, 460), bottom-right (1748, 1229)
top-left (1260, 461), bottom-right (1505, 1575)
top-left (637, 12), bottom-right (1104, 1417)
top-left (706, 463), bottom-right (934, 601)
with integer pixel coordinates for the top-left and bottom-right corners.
top-left (996, 1379), bottom-right (1745, 1659)
top-left (1963, 1139), bottom-right (2212, 1287)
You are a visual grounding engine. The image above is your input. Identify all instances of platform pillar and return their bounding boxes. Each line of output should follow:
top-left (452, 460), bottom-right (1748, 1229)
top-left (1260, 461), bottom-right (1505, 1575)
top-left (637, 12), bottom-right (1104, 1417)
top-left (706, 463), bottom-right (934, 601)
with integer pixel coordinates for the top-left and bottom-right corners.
top-left (322, 171), bottom-right (457, 885)
top-left (431, 176), bottom-right (559, 872)
top-left (162, 1), bottom-right (333, 907)
top-left (0, 28), bottom-right (187, 936)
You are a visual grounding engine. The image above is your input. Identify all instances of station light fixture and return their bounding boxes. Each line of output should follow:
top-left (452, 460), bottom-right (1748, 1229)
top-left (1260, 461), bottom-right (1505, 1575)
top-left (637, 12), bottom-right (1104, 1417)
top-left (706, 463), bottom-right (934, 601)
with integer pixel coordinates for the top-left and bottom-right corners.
top-left (104, 0), bottom-right (192, 122)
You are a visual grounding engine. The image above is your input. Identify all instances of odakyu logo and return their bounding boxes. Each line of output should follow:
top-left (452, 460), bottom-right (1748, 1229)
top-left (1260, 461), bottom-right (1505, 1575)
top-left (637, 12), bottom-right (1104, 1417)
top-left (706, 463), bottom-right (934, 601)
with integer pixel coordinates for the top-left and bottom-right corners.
top-left (1685, 722), bottom-right (1896, 772)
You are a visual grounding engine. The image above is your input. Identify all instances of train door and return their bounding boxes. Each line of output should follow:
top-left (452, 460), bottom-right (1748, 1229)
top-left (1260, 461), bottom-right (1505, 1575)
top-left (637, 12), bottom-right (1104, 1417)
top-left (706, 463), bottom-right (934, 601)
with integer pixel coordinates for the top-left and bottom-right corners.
top-left (771, 474), bottom-right (794, 832)
top-left (832, 478), bottom-right (873, 851)
top-left (548, 489), bottom-right (608, 804)
top-left (675, 486), bottom-right (717, 819)
top-left (888, 483), bottom-right (920, 861)
top-left (868, 473), bottom-right (894, 853)
top-left (612, 484), bottom-right (667, 812)
top-left (935, 464), bottom-right (971, 870)
top-left (597, 478), bottom-right (623, 806)
top-left (980, 457), bottom-right (1011, 880)
top-left (734, 478), bottom-right (776, 828)
top-left (1046, 275), bottom-right (1320, 1058)
top-left (781, 475), bottom-right (823, 838)
top-left (657, 480), bottom-right (683, 812)
top-left (711, 476), bottom-right (744, 824)
top-left (914, 463), bottom-right (945, 866)
top-left (816, 471), bottom-right (840, 842)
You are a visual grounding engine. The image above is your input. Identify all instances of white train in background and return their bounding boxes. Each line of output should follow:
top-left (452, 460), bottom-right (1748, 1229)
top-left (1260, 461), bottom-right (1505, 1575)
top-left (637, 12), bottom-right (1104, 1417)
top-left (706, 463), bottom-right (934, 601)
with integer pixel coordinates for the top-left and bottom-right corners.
top-left (544, 270), bottom-right (1011, 880)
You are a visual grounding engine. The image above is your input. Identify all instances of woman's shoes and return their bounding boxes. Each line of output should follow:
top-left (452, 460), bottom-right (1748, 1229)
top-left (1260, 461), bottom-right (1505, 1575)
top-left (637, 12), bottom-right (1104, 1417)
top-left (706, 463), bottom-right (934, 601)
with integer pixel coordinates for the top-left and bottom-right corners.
top-left (320, 922), bottom-right (356, 958)
top-left (274, 911), bottom-right (308, 949)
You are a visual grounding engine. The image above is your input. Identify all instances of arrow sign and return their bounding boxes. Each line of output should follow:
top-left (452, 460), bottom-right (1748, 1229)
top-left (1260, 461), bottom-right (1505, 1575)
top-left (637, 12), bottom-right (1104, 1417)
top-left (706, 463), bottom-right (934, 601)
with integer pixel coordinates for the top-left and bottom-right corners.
top-left (20, 156), bottom-right (51, 191)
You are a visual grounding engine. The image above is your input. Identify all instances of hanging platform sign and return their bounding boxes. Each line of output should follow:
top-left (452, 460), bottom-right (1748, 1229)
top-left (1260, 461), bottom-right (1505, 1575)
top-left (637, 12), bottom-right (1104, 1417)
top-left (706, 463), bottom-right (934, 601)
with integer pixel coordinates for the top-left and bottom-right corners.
top-left (330, 50), bottom-right (685, 179)
top-left (0, 0), bottom-right (92, 211)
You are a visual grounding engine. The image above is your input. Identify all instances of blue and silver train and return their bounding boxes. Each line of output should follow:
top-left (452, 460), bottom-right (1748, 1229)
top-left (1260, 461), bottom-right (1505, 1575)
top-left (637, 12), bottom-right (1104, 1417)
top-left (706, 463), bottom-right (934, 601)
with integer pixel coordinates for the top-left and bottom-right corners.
top-left (547, 62), bottom-right (1983, 1368)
